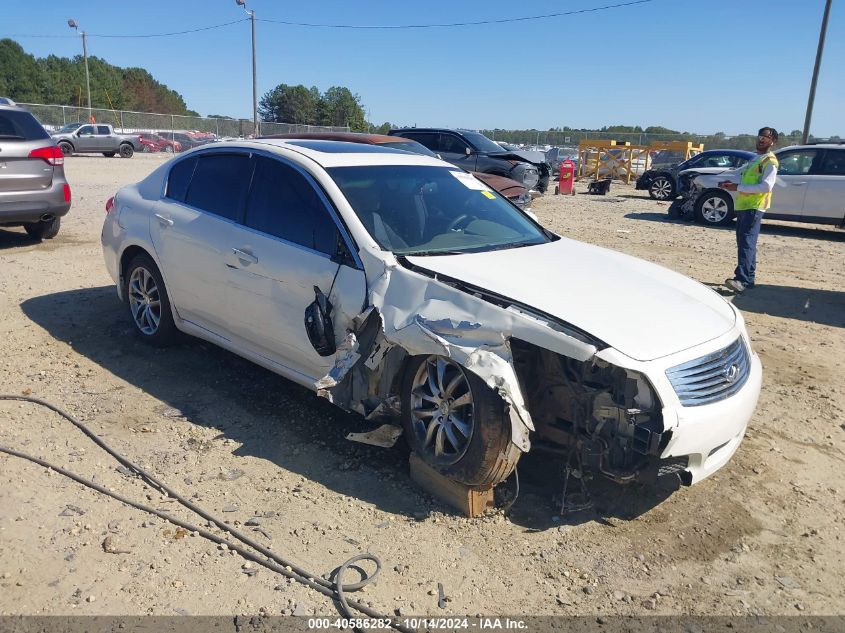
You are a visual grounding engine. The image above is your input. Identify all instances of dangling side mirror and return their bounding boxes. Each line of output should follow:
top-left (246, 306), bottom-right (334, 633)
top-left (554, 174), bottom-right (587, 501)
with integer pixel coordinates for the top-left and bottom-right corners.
top-left (304, 286), bottom-right (336, 356)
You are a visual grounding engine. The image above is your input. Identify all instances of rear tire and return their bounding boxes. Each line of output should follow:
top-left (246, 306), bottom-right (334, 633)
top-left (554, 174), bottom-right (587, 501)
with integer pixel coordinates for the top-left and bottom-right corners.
top-left (119, 143), bottom-right (134, 158)
top-left (23, 216), bottom-right (61, 240)
top-left (401, 355), bottom-right (520, 487)
top-left (695, 190), bottom-right (735, 226)
top-left (124, 254), bottom-right (178, 346)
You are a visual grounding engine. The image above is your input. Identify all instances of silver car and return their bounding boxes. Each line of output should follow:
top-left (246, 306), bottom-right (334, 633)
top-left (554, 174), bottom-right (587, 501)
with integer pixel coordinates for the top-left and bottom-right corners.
top-left (684, 143), bottom-right (845, 227)
top-left (0, 98), bottom-right (71, 239)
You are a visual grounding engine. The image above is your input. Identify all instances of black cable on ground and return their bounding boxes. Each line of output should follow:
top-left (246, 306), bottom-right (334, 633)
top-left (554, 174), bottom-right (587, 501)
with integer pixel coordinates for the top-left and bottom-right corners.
top-left (0, 394), bottom-right (414, 633)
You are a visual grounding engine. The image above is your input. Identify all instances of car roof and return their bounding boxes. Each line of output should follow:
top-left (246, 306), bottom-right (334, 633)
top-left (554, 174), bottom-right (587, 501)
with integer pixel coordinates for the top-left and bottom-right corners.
top-left (205, 139), bottom-right (447, 168)
top-left (261, 132), bottom-right (398, 144)
top-left (697, 149), bottom-right (756, 157)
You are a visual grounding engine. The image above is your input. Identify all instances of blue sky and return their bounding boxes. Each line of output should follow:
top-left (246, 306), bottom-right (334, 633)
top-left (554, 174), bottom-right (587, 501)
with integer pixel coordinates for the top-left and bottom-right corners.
top-left (3, 0), bottom-right (843, 136)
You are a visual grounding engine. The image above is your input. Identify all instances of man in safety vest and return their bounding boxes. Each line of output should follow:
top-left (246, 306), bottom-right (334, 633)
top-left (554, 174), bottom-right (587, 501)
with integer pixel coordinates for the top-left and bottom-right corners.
top-left (719, 127), bottom-right (779, 293)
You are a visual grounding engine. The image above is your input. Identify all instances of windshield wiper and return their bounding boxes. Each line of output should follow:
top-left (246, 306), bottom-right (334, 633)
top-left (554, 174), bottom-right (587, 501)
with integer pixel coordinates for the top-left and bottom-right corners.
top-left (400, 249), bottom-right (468, 257)
top-left (483, 241), bottom-right (536, 252)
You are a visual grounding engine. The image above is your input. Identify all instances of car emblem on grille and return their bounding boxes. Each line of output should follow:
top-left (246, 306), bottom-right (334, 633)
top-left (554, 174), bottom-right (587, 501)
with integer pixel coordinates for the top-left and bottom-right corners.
top-left (724, 364), bottom-right (739, 384)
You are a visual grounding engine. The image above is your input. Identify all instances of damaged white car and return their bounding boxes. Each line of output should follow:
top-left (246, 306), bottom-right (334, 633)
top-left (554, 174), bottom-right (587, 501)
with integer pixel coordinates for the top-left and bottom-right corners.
top-left (102, 139), bottom-right (761, 492)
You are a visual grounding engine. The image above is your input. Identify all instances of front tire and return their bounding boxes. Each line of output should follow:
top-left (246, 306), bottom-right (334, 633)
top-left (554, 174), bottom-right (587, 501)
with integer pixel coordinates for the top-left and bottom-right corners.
top-left (119, 143), bottom-right (134, 159)
top-left (23, 216), bottom-right (61, 240)
top-left (124, 254), bottom-right (178, 346)
top-left (401, 355), bottom-right (520, 487)
top-left (649, 175), bottom-right (675, 200)
top-left (58, 141), bottom-right (73, 156)
top-left (695, 190), bottom-right (735, 226)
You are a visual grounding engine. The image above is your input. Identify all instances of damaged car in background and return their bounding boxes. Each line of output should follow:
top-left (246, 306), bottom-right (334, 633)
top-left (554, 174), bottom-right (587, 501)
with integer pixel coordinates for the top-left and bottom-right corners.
top-left (101, 139), bottom-right (761, 501)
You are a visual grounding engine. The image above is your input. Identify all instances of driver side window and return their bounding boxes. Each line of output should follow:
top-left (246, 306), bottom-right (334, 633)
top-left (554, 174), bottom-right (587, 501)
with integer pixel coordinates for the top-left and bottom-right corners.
top-left (77, 125), bottom-right (94, 135)
top-left (777, 150), bottom-right (817, 176)
top-left (438, 134), bottom-right (469, 155)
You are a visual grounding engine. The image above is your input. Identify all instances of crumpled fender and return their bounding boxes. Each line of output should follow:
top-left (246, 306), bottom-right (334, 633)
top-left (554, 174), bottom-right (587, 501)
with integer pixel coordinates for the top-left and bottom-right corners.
top-left (316, 257), bottom-right (597, 454)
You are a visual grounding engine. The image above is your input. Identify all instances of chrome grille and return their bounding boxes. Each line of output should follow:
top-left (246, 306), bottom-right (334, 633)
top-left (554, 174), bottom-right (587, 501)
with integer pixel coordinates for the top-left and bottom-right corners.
top-left (666, 338), bottom-right (750, 407)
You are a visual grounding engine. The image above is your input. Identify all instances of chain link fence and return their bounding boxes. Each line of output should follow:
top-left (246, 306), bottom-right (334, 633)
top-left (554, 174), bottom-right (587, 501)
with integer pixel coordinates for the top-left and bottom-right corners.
top-left (19, 103), bottom-right (350, 137)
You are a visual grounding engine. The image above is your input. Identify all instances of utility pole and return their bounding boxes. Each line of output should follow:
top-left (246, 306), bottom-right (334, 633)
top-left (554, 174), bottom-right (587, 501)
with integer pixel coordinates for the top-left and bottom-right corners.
top-left (802, 0), bottom-right (833, 144)
top-left (236, 0), bottom-right (259, 137)
top-left (67, 19), bottom-right (91, 122)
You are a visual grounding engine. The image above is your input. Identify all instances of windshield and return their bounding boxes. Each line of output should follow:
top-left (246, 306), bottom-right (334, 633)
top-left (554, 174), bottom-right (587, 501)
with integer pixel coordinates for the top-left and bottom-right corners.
top-left (460, 131), bottom-right (507, 154)
top-left (56, 123), bottom-right (82, 134)
top-left (329, 165), bottom-right (550, 256)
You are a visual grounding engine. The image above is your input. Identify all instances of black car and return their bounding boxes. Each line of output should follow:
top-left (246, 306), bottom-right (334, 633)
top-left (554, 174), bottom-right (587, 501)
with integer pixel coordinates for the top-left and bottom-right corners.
top-left (388, 128), bottom-right (551, 193)
top-left (636, 149), bottom-right (755, 200)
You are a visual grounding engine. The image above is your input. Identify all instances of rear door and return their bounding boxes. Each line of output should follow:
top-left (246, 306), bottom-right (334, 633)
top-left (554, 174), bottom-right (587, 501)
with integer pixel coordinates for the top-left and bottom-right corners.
top-left (96, 125), bottom-right (114, 151)
top-left (769, 148), bottom-right (819, 219)
top-left (222, 154), bottom-right (366, 379)
top-left (149, 151), bottom-right (253, 336)
top-left (802, 148), bottom-right (845, 223)
top-left (0, 108), bottom-right (54, 194)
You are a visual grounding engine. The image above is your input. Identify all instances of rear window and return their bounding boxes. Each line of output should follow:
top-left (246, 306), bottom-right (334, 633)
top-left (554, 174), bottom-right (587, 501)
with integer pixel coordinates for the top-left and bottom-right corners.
top-left (165, 157), bottom-right (198, 203)
top-left (184, 153), bottom-right (252, 221)
top-left (0, 109), bottom-right (50, 141)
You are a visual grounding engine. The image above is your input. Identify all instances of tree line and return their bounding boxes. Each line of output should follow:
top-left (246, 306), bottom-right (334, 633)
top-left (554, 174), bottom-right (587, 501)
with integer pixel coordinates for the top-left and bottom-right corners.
top-left (0, 39), bottom-right (195, 115)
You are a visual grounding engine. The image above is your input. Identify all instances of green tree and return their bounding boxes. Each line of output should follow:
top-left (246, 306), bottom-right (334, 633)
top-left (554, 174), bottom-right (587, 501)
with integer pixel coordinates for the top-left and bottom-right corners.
top-left (320, 86), bottom-right (366, 131)
top-left (0, 39), bottom-right (43, 102)
top-left (259, 84), bottom-right (321, 125)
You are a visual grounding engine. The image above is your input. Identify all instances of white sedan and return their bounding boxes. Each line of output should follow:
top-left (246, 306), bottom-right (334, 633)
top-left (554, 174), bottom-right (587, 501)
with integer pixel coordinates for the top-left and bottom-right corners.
top-left (102, 139), bottom-right (761, 491)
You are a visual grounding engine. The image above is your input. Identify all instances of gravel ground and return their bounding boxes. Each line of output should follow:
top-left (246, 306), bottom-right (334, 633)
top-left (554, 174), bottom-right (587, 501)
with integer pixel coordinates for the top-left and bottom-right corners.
top-left (1, 153), bottom-right (844, 619)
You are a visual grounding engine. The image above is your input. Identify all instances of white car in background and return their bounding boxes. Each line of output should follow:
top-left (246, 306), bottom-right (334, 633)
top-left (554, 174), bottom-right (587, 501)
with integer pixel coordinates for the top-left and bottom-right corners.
top-left (684, 143), bottom-right (845, 227)
top-left (101, 139), bottom-right (761, 495)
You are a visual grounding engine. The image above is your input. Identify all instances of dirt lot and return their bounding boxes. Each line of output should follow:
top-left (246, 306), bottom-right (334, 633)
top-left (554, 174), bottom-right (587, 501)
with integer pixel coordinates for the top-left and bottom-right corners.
top-left (1, 154), bottom-right (844, 619)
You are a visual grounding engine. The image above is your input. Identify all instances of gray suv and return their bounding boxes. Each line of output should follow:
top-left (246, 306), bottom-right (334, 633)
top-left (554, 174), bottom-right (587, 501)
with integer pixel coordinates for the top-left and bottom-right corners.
top-left (0, 98), bottom-right (71, 239)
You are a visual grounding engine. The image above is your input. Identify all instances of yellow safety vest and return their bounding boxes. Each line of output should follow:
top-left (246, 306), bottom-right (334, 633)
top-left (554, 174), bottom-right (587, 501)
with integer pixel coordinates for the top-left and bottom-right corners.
top-left (736, 151), bottom-right (779, 211)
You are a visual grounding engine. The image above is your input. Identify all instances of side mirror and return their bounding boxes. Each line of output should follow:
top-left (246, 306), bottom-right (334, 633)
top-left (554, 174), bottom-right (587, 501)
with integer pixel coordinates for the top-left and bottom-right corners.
top-left (304, 286), bottom-right (336, 356)
top-left (465, 147), bottom-right (472, 156)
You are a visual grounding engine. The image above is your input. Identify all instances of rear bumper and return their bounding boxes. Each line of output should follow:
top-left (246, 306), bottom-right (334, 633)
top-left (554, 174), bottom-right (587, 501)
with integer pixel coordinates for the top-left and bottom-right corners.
top-left (0, 180), bottom-right (71, 225)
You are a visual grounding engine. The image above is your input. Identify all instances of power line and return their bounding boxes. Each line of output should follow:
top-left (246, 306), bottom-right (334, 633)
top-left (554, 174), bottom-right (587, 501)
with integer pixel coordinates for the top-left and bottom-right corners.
top-left (258, 0), bottom-right (657, 29)
top-left (2, 19), bottom-right (247, 40)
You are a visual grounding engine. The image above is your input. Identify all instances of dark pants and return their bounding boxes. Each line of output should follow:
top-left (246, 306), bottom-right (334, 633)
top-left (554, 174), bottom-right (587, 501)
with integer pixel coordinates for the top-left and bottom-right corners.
top-left (734, 209), bottom-right (764, 286)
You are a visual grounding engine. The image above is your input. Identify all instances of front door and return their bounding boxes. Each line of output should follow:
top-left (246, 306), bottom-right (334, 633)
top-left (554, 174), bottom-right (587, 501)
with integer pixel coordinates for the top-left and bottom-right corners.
top-left (770, 149), bottom-right (819, 219)
top-left (222, 154), bottom-right (366, 380)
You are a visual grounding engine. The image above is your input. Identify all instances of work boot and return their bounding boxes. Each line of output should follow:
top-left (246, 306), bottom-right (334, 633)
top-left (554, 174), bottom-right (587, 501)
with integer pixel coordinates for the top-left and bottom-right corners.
top-left (724, 278), bottom-right (746, 293)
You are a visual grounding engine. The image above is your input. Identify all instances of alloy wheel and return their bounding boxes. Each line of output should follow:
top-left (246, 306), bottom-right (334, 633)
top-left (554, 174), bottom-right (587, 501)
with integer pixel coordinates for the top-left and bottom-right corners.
top-left (701, 196), bottom-right (729, 223)
top-left (650, 177), bottom-right (673, 200)
top-left (410, 356), bottom-right (475, 465)
top-left (128, 267), bottom-right (162, 335)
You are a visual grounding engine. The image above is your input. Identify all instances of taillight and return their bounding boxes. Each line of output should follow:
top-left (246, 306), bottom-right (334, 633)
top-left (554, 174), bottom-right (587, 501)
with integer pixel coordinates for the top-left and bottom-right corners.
top-left (63, 183), bottom-right (71, 203)
top-left (105, 196), bottom-right (115, 214)
top-left (28, 146), bottom-right (64, 166)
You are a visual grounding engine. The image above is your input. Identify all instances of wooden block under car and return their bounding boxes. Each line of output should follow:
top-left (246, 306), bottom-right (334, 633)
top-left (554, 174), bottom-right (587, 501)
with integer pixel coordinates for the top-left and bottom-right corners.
top-left (409, 453), bottom-right (495, 518)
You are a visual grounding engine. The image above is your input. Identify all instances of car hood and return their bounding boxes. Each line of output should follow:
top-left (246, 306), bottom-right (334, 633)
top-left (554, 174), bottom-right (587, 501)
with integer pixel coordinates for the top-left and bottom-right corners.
top-left (404, 238), bottom-right (735, 361)
top-left (681, 166), bottom-right (740, 180)
top-left (488, 150), bottom-right (547, 166)
top-left (472, 172), bottom-right (527, 199)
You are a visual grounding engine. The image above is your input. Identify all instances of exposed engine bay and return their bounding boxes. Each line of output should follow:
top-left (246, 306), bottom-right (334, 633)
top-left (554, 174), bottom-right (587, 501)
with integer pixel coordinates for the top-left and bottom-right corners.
top-left (510, 339), bottom-right (669, 484)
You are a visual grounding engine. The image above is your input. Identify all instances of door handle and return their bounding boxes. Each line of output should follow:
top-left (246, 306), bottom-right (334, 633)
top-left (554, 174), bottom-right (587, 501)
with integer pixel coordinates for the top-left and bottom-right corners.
top-left (154, 213), bottom-right (174, 227)
top-left (792, 182), bottom-right (807, 186)
top-left (231, 248), bottom-right (258, 265)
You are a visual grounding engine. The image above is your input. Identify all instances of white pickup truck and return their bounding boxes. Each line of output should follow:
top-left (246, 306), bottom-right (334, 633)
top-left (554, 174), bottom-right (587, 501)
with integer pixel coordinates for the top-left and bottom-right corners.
top-left (51, 124), bottom-right (141, 158)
